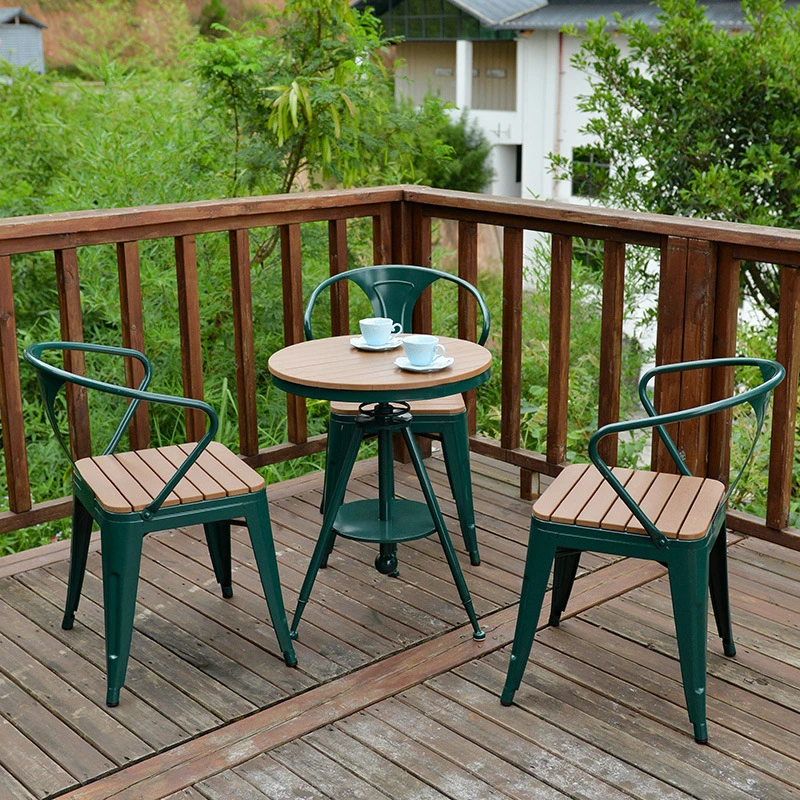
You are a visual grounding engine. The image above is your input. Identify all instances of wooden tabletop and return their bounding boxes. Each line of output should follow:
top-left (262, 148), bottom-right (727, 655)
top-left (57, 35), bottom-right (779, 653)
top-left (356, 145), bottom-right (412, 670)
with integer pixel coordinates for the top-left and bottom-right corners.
top-left (268, 336), bottom-right (492, 403)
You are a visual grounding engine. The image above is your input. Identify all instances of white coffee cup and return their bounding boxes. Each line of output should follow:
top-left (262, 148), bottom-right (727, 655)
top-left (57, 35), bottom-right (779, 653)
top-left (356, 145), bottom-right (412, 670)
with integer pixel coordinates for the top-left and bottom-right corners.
top-left (403, 334), bottom-right (446, 367)
top-left (360, 317), bottom-right (402, 346)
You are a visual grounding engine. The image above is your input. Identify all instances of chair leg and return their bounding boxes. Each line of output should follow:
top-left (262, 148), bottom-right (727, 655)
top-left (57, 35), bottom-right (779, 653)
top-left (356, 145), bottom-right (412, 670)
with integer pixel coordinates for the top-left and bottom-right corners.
top-left (245, 496), bottom-right (297, 667)
top-left (548, 548), bottom-right (581, 627)
top-left (501, 523), bottom-right (557, 706)
top-left (708, 530), bottom-right (736, 657)
top-left (100, 524), bottom-right (144, 707)
top-left (204, 521), bottom-right (233, 598)
top-left (437, 413), bottom-right (481, 566)
top-left (668, 548), bottom-right (711, 744)
top-left (63, 495), bottom-right (94, 630)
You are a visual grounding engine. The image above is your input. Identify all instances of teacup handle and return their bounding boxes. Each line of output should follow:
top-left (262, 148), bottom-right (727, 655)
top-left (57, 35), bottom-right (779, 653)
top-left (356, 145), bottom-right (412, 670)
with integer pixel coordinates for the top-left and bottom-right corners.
top-left (391, 322), bottom-right (402, 335)
top-left (434, 344), bottom-right (446, 360)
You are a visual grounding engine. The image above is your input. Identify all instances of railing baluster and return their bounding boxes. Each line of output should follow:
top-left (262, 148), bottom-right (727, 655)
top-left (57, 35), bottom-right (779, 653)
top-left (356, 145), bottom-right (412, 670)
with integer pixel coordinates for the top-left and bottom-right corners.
top-left (411, 208), bottom-right (433, 333)
top-left (546, 234), bottom-right (571, 464)
top-left (328, 219), bottom-right (350, 336)
top-left (458, 220), bottom-right (479, 435)
top-left (373, 203), bottom-right (392, 265)
top-left (708, 244), bottom-right (740, 483)
top-left (767, 265), bottom-right (800, 530)
top-left (280, 224), bottom-right (307, 444)
top-left (677, 239), bottom-right (716, 474)
top-left (229, 229), bottom-right (259, 455)
top-left (502, 227), bottom-right (524, 453)
top-left (174, 235), bottom-right (205, 443)
top-left (0, 255), bottom-right (31, 513)
top-left (55, 248), bottom-right (91, 461)
top-left (117, 241), bottom-right (149, 449)
top-left (391, 200), bottom-right (412, 264)
top-left (597, 240), bottom-right (625, 466)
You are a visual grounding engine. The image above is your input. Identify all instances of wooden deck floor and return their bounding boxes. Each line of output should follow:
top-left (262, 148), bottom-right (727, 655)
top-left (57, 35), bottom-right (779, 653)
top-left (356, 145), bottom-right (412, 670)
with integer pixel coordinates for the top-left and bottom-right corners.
top-left (1, 453), bottom-right (800, 799)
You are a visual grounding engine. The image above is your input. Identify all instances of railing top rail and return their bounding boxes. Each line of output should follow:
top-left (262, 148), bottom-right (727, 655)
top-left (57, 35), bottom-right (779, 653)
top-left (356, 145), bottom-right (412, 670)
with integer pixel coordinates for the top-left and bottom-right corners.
top-left (405, 186), bottom-right (800, 258)
top-left (4, 184), bottom-right (800, 264)
top-left (0, 186), bottom-right (407, 255)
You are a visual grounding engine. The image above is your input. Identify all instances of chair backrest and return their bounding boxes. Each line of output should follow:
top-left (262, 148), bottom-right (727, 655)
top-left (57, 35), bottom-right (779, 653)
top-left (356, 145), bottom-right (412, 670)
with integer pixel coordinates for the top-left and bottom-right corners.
top-left (303, 264), bottom-right (490, 345)
top-left (24, 341), bottom-right (219, 518)
top-left (587, 357), bottom-right (784, 548)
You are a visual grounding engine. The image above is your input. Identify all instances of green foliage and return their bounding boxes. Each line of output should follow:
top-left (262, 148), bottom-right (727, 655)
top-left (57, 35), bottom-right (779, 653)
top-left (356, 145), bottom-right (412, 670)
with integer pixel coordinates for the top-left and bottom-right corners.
top-left (552, 0), bottom-right (800, 309)
top-left (0, 64), bottom-right (72, 216)
top-left (415, 109), bottom-right (494, 192)
top-left (191, 0), bottom-right (455, 196)
top-left (198, 0), bottom-right (230, 38)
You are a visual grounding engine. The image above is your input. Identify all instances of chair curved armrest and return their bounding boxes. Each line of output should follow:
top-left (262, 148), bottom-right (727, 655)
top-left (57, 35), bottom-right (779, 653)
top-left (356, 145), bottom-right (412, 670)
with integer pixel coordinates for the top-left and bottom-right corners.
top-left (587, 357), bottom-right (784, 549)
top-left (24, 341), bottom-right (220, 517)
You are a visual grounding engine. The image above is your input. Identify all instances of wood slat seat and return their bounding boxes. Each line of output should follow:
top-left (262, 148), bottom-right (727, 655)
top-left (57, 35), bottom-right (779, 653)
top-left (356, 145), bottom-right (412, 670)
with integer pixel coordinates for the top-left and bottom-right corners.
top-left (330, 394), bottom-right (466, 416)
top-left (76, 441), bottom-right (265, 514)
top-left (534, 463), bottom-right (725, 540)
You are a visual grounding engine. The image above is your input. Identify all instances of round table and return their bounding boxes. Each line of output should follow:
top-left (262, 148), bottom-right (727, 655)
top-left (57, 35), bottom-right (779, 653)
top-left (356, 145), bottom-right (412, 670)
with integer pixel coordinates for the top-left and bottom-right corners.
top-left (268, 335), bottom-right (492, 640)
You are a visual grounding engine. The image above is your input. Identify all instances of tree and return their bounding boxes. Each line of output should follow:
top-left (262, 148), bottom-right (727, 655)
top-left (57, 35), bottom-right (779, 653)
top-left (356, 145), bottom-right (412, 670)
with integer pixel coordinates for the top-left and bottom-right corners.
top-left (192, 0), bottom-right (452, 199)
top-left (552, 0), bottom-right (800, 311)
top-left (417, 109), bottom-right (494, 193)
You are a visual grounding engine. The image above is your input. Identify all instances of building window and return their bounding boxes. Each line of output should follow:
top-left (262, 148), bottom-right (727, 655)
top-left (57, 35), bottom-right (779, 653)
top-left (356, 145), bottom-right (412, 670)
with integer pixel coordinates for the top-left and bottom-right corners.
top-left (377, 0), bottom-right (513, 41)
top-left (571, 146), bottom-right (610, 198)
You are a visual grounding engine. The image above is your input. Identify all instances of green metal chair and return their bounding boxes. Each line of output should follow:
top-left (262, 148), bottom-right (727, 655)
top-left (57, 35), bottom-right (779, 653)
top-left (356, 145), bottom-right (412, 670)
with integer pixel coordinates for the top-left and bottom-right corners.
top-left (304, 265), bottom-right (490, 568)
top-left (501, 357), bottom-right (784, 743)
top-left (24, 342), bottom-right (297, 706)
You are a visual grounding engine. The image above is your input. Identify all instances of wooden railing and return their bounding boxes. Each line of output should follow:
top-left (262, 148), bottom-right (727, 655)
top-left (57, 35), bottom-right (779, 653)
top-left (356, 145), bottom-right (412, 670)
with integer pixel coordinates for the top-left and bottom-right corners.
top-left (1, 185), bottom-right (799, 549)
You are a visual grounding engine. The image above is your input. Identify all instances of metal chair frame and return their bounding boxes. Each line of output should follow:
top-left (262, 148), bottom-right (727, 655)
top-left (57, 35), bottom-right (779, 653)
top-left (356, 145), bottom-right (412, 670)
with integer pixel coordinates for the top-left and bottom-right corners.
top-left (501, 357), bottom-right (784, 743)
top-left (25, 341), bottom-right (296, 706)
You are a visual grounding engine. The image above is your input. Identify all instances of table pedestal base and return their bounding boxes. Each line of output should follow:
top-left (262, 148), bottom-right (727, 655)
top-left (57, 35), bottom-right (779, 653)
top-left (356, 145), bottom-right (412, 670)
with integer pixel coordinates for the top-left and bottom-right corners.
top-left (290, 402), bottom-right (484, 641)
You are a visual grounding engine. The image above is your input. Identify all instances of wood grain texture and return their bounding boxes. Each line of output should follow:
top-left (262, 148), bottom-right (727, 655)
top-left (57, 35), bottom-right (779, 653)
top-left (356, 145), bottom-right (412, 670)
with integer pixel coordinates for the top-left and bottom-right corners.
top-left (0, 255), bottom-right (30, 513)
top-left (117, 241), bottom-right (150, 450)
top-left (174, 235), bottom-right (205, 444)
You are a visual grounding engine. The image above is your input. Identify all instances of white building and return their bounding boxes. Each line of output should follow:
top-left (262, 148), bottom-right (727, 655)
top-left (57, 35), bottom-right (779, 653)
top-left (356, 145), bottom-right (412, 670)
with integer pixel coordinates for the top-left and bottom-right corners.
top-left (357, 1), bottom-right (777, 203)
top-left (0, 7), bottom-right (46, 74)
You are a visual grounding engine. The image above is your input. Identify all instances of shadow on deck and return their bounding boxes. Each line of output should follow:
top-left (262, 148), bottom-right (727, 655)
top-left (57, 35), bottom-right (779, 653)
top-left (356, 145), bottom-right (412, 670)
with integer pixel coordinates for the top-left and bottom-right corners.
top-left (1, 453), bottom-right (800, 799)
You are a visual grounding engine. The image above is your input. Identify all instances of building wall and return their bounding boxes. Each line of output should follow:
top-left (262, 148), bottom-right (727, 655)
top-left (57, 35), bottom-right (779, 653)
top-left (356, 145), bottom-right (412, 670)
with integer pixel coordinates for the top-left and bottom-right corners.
top-left (472, 41), bottom-right (516, 111)
top-left (395, 41), bottom-right (457, 105)
top-left (0, 23), bottom-right (45, 73)
top-left (394, 31), bottom-right (627, 206)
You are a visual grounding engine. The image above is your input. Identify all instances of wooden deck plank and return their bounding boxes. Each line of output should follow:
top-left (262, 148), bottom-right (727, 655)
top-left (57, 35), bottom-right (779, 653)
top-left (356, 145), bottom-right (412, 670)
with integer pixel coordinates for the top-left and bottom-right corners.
top-left (0, 764), bottom-right (37, 800)
top-left (192, 769), bottom-right (273, 799)
top-left (304, 724), bottom-right (451, 800)
top-left (364, 693), bottom-right (571, 799)
top-left (3, 573), bottom-right (231, 734)
top-left (0, 600), bottom-right (158, 760)
top-left (270, 739), bottom-right (396, 799)
top-left (458, 658), bottom-right (762, 800)
top-left (325, 711), bottom-right (504, 799)
top-left (527, 618), bottom-right (800, 789)
top-left (0, 713), bottom-right (77, 799)
top-left (233, 754), bottom-right (327, 799)
top-left (406, 677), bottom-right (680, 800)
top-left (1, 454), bottom-right (799, 800)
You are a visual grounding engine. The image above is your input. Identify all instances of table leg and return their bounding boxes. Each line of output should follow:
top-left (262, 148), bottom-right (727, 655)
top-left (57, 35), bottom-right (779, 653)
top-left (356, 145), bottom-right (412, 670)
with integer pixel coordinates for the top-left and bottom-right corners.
top-left (290, 423), bottom-right (364, 638)
top-left (375, 424), bottom-right (399, 576)
top-left (400, 426), bottom-right (485, 641)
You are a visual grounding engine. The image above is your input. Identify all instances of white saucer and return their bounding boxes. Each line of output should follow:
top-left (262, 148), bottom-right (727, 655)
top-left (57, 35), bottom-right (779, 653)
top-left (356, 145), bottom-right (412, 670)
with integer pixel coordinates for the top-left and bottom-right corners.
top-left (394, 356), bottom-right (454, 373)
top-left (350, 336), bottom-right (403, 352)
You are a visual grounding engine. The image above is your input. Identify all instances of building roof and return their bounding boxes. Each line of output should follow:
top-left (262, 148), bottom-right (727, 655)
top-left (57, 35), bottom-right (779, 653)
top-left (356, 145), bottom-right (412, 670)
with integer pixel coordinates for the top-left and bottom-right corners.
top-left (357, 0), bottom-right (800, 33)
top-left (0, 7), bottom-right (47, 28)
top-left (495, 0), bottom-right (794, 30)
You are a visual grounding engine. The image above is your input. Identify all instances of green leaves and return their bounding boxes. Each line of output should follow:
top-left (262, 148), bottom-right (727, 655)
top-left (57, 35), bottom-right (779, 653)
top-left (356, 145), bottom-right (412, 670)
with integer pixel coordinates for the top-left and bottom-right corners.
top-left (561, 0), bottom-right (800, 309)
